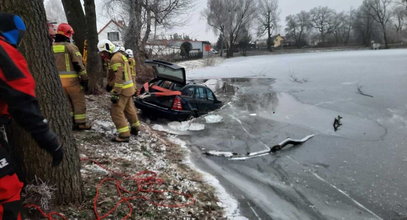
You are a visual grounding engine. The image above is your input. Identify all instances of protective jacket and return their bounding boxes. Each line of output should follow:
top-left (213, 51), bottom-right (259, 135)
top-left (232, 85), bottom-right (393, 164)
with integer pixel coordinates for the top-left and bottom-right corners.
top-left (128, 57), bottom-right (137, 87)
top-left (0, 13), bottom-right (62, 219)
top-left (0, 38), bottom-right (59, 154)
top-left (53, 41), bottom-right (88, 87)
top-left (53, 35), bottom-right (89, 125)
top-left (108, 52), bottom-right (135, 96)
top-left (107, 52), bottom-right (139, 138)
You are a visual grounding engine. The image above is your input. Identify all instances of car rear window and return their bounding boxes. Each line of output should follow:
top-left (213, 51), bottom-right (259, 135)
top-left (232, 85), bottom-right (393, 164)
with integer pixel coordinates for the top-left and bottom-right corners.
top-left (156, 66), bottom-right (184, 83)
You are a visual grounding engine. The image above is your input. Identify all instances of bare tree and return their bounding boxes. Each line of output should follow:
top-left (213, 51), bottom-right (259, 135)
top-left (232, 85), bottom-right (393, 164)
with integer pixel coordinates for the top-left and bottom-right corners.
top-left (61, 0), bottom-right (87, 53)
top-left (257, 0), bottom-right (279, 51)
top-left (364, 0), bottom-right (393, 48)
top-left (309, 6), bottom-right (337, 43)
top-left (105, 0), bottom-right (191, 58)
top-left (392, 5), bottom-right (407, 32)
top-left (238, 26), bottom-right (252, 56)
top-left (285, 11), bottom-right (311, 48)
top-left (84, 0), bottom-right (103, 93)
top-left (204, 0), bottom-right (228, 56)
top-left (332, 11), bottom-right (353, 45)
top-left (205, 0), bottom-right (257, 57)
top-left (104, 0), bottom-right (191, 84)
top-left (0, 0), bottom-right (83, 204)
top-left (353, 3), bottom-right (379, 46)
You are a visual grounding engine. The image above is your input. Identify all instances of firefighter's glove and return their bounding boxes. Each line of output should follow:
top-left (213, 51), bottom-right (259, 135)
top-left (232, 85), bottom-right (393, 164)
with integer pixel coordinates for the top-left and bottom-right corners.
top-left (32, 130), bottom-right (63, 166)
top-left (105, 85), bottom-right (113, 92)
top-left (51, 145), bottom-right (64, 167)
top-left (80, 80), bottom-right (89, 92)
top-left (111, 94), bottom-right (120, 104)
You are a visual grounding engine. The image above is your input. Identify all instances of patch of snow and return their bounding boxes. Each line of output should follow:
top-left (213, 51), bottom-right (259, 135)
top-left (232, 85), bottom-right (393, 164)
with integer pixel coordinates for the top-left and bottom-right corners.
top-left (92, 120), bottom-right (116, 135)
top-left (168, 121), bottom-right (191, 131)
top-left (166, 136), bottom-right (246, 220)
top-left (205, 150), bottom-right (234, 158)
top-left (188, 123), bottom-right (205, 131)
top-left (204, 115), bottom-right (223, 124)
top-left (82, 164), bottom-right (109, 175)
top-left (204, 79), bottom-right (224, 92)
top-left (177, 57), bottom-right (225, 72)
top-left (152, 121), bottom-right (205, 134)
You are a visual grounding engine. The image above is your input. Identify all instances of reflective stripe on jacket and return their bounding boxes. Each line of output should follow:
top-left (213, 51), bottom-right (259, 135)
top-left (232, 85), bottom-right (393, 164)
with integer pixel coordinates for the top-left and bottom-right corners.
top-left (108, 53), bottom-right (135, 96)
top-left (53, 42), bottom-right (87, 87)
top-left (128, 57), bottom-right (136, 78)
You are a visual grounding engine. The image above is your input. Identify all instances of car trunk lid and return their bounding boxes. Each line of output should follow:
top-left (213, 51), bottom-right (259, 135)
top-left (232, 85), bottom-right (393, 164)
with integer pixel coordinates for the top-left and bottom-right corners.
top-left (145, 60), bottom-right (186, 85)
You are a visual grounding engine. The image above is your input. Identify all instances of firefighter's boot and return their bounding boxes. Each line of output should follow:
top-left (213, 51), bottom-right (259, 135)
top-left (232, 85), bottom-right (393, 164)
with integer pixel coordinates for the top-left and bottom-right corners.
top-left (111, 136), bottom-right (130, 143)
top-left (74, 123), bottom-right (91, 131)
top-left (130, 126), bottom-right (140, 136)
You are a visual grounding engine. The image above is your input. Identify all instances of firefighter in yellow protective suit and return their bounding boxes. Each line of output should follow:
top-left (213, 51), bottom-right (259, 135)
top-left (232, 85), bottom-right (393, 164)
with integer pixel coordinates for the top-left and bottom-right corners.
top-left (125, 49), bottom-right (137, 87)
top-left (53, 23), bottom-right (91, 130)
top-left (97, 40), bottom-right (141, 142)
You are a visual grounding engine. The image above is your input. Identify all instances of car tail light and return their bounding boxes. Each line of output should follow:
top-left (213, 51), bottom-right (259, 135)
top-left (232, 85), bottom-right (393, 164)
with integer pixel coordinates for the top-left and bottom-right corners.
top-left (172, 96), bottom-right (183, 110)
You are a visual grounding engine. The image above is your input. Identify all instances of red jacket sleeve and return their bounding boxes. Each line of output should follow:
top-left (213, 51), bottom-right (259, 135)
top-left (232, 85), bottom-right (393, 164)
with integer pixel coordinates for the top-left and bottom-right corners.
top-left (0, 40), bottom-right (59, 153)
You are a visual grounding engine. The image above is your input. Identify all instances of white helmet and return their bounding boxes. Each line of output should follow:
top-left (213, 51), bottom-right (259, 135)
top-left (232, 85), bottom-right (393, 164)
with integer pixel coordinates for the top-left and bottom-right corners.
top-left (97, 39), bottom-right (116, 53)
top-left (125, 49), bottom-right (134, 58)
top-left (119, 46), bottom-right (125, 52)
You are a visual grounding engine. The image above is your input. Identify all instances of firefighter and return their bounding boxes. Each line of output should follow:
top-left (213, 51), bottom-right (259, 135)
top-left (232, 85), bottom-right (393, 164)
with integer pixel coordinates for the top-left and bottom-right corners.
top-left (53, 23), bottom-right (91, 130)
top-left (125, 49), bottom-right (137, 88)
top-left (97, 40), bottom-right (140, 142)
top-left (0, 13), bottom-right (64, 219)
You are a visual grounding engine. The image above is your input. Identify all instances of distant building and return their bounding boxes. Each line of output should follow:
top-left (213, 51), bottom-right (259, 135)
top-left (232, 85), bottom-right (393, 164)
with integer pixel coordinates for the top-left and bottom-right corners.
top-left (98, 19), bottom-right (125, 46)
top-left (256, 35), bottom-right (286, 49)
top-left (146, 40), bottom-right (212, 57)
top-left (273, 34), bottom-right (285, 48)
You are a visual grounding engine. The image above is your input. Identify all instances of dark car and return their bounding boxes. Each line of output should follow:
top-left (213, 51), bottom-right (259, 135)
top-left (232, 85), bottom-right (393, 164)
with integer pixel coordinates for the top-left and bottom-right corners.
top-left (135, 60), bottom-right (222, 121)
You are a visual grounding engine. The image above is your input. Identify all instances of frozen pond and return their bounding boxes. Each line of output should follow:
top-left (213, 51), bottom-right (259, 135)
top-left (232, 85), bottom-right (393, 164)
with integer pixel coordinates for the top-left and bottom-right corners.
top-left (161, 49), bottom-right (407, 219)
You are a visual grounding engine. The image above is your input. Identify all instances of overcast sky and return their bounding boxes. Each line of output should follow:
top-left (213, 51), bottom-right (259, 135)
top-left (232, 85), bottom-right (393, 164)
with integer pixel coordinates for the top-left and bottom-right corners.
top-left (95, 0), bottom-right (365, 43)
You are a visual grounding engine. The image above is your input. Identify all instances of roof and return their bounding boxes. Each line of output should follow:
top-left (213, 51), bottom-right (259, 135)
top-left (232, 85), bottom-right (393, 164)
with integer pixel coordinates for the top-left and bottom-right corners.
top-left (98, 20), bottom-right (125, 35)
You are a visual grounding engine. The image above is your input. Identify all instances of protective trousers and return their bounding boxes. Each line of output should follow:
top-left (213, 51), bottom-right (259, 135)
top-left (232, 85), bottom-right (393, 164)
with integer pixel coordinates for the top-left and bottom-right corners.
top-left (0, 129), bottom-right (23, 220)
top-left (62, 79), bottom-right (86, 124)
top-left (110, 95), bottom-right (139, 138)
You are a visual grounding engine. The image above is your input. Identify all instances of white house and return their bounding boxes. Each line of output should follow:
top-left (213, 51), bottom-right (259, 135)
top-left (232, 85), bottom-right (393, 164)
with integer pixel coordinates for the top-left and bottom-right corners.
top-left (98, 20), bottom-right (125, 46)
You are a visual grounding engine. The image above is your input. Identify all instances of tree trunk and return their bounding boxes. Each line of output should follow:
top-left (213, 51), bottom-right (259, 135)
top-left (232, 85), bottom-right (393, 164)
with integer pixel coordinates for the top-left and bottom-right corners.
top-left (227, 34), bottom-right (234, 58)
top-left (267, 25), bottom-right (272, 51)
top-left (124, 0), bottom-right (138, 52)
top-left (382, 24), bottom-right (389, 48)
top-left (84, 0), bottom-right (103, 93)
top-left (0, 0), bottom-right (83, 204)
top-left (61, 0), bottom-right (87, 53)
top-left (140, 7), bottom-right (152, 59)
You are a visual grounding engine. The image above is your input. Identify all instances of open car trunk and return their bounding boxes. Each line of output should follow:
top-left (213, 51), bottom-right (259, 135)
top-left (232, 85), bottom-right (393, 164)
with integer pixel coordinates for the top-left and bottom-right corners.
top-left (141, 60), bottom-right (187, 109)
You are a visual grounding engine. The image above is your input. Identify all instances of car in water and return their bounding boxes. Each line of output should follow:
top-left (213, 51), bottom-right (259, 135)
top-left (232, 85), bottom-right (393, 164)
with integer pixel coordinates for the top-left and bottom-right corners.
top-left (135, 60), bottom-right (222, 121)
